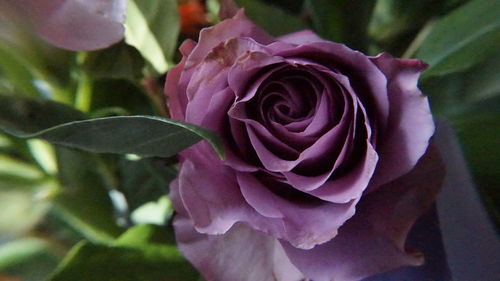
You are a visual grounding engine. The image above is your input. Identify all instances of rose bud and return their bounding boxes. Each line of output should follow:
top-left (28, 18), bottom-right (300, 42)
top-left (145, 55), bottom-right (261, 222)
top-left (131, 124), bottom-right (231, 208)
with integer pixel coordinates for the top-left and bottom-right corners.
top-left (165, 10), bottom-right (444, 281)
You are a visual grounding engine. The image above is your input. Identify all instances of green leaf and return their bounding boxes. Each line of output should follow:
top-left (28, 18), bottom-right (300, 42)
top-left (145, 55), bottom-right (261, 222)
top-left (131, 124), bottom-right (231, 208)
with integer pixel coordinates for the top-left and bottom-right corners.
top-left (0, 45), bottom-right (39, 97)
top-left (0, 96), bottom-right (86, 137)
top-left (235, 0), bottom-right (309, 36)
top-left (0, 237), bottom-right (61, 281)
top-left (305, 0), bottom-right (376, 52)
top-left (84, 43), bottom-right (145, 81)
top-left (0, 238), bottom-right (50, 269)
top-left (304, 0), bottom-right (343, 42)
top-left (450, 109), bottom-right (500, 226)
top-left (125, 0), bottom-right (180, 73)
top-left (119, 157), bottom-right (177, 211)
top-left (0, 96), bottom-right (224, 159)
top-left (0, 155), bottom-right (45, 186)
top-left (53, 148), bottom-right (123, 243)
top-left (0, 186), bottom-right (53, 237)
top-left (131, 196), bottom-right (173, 226)
top-left (416, 0), bottom-right (500, 78)
top-left (48, 225), bottom-right (199, 281)
top-left (12, 116), bottom-right (222, 159)
top-left (423, 52), bottom-right (500, 115)
top-left (90, 79), bottom-right (153, 115)
top-left (114, 224), bottom-right (170, 246)
top-left (369, 0), bottom-right (448, 42)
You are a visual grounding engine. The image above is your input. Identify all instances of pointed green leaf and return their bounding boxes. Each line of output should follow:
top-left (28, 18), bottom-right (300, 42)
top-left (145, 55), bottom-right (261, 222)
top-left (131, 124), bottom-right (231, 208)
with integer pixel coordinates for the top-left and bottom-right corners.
top-left (305, 0), bottom-right (375, 51)
top-left (0, 45), bottom-right (39, 97)
top-left (0, 96), bottom-right (86, 136)
top-left (0, 188), bottom-right (52, 237)
top-left (53, 148), bottom-right (124, 243)
top-left (84, 43), bottom-right (145, 81)
top-left (235, 0), bottom-right (309, 36)
top-left (48, 225), bottom-right (199, 281)
top-left (0, 237), bottom-right (61, 281)
top-left (125, 0), bottom-right (180, 73)
top-left (416, 0), bottom-right (500, 78)
top-left (0, 238), bottom-right (50, 269)
top-left (0, 96), bottom-right (224, 159)
top-left (119, 157), bottom-right (177, 211)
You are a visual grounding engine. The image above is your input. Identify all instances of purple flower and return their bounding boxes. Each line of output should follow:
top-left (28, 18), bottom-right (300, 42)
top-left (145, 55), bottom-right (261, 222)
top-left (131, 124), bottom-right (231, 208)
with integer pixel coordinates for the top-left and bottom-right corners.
top-left (4, 0), bottom-right (125, 50)
top-left (165, 10), bottom-right (444, 281)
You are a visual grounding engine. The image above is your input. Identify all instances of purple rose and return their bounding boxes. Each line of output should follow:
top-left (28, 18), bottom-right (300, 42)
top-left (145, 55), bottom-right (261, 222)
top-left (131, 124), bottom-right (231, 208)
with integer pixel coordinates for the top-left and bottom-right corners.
top-left (165, 10), bottom-right (444, 281)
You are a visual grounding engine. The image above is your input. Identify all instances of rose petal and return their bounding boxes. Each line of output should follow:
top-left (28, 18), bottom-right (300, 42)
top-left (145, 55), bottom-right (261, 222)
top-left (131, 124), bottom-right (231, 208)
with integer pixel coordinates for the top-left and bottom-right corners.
top-left (9, 0), bottom-right (126, 51)
top-left (183, 9), bottom-right (274, 73)
top-left (277, 30), bottom-right (324, 45)
top-left (282, 144), bottom-right (445, 281)
top-left (271, 41), bottom-right (390, 138)
top-left (177, 157), bottom-right (251, 234)
top-left (368, 53), bottom-right (434, 189)
top-left (185, 37), bottom-right (272, 124)
top-left (238, 172), bottom-right (358, 249)
top-left (165, 39), bottom-right (197, 121)
top-left (175, 220), bottom-right (304, 281)
top-left (170, 176), bottom-right (304, 281)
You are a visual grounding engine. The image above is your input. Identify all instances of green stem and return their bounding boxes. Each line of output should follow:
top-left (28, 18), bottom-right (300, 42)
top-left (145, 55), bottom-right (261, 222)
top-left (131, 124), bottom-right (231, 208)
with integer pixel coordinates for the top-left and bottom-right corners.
top-left (74, 52), bottom-right (93, 112)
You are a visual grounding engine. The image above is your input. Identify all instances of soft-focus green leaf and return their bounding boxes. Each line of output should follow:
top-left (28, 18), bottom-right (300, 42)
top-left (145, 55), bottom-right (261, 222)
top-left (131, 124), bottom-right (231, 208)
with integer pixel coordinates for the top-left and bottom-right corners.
top-left (53, 148), bottom-right (123, 243)
top-left (235, 0), bottom-right (309, 36)
top-left (84, 43), bottom-right (145, 81)
top-left (423, 52), bottom-right (500, 115)
top-left (0, 96), bottom-right (224, 158)
top-left (0, 155), bottom-right (45, 186)
top-left (114, 224), bottom-right (170, 246)
top-left (0, 186), bottom-right (53, 238)
top-left (48, 225), bottom-right (199, 281)
top-left (0, 155), bottom-right (55, 238)
top-left (305, 0), bottom-right (375, 52)
top-left (0, 238), bottom-right (49, 269)
top-left (125, 0), bottom-right (180, 73)
top-left (131, 196), bottom-right (173, 225)
top-left (458, 52), bottom-right (500, 103)
top-left (0, 96), bottom-right (86, 137)
top-left (304, 0), bottom-right (343, 42)
top-left (0, 237), bottom-right (61, 281)
top-left (90, 79), bottom-right (152, 115)
top-left (0, 46), bottom-right (39, 97)
top-left (119, 157), bottom-right (177, 211)
top-left (416, 0), bottom-right (500, 78)
top-left (27, 139), bottom-right (58, 175)
top-left (450, 109), bottom-right (500, 226)
top-left (369, 0), bottom-right (453, 42)
top-left (261, 0), bottom-right (305, 14)
top-left (423, 49), bottom-right (500, 223)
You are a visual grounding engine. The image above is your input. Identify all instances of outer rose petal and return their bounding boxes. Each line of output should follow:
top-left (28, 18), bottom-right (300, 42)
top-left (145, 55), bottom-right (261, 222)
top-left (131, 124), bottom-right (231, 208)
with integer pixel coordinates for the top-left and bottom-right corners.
top-left (166, 39), bottom-right (197, 121)
top-left (368, 53), bottom-right (434, 189)
top-left (182, 10), bottom-right (274, 73)
top-left (7, 0), bottom-right (126, 51)
top-left (171, 179), bottom-right (304, 281)
top-left (277, 30), bottom-right (324, 45)
top-left (282, 144), bottom-right (445, 281)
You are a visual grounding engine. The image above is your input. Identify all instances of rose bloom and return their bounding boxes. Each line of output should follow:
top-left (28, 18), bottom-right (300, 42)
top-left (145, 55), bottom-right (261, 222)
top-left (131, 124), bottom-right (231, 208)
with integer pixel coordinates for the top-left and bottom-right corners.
top-left (165, 10), bottom-right (444, 281)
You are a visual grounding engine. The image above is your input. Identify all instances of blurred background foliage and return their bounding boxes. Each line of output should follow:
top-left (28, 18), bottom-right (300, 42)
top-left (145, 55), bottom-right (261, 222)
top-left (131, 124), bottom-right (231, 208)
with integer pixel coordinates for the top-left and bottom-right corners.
top-left (0, 0), bottom-right (498, 280)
